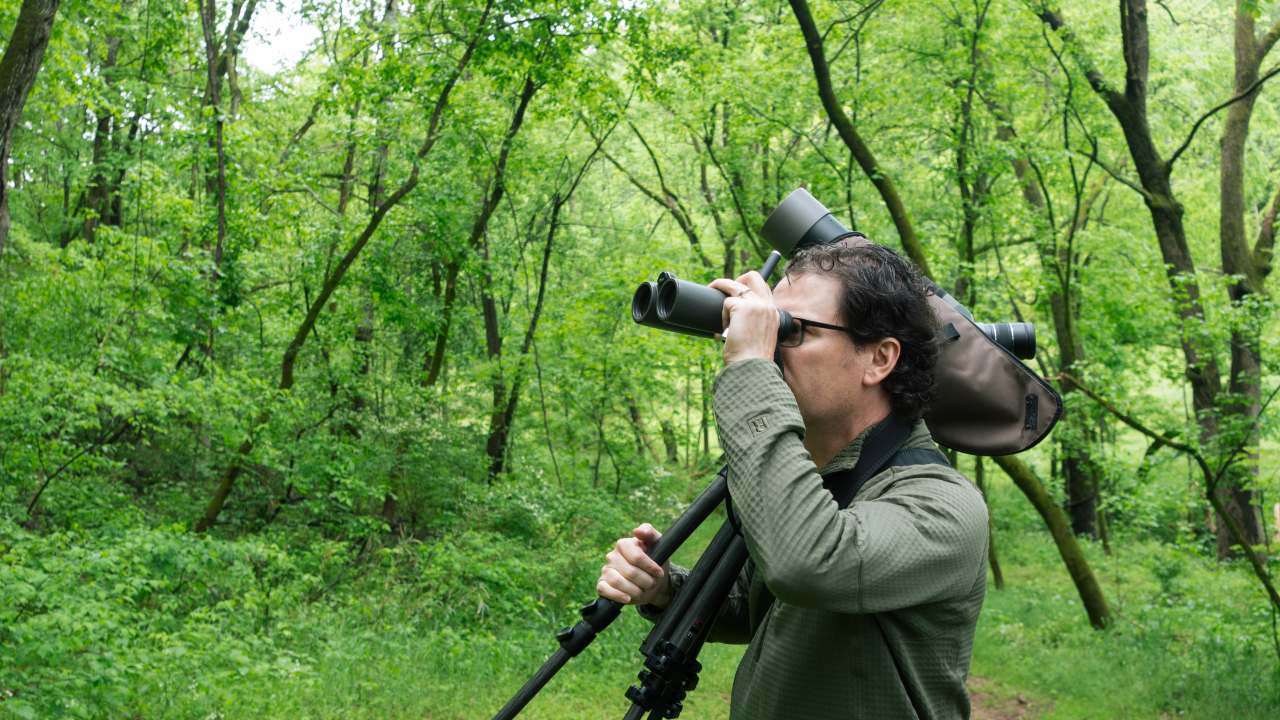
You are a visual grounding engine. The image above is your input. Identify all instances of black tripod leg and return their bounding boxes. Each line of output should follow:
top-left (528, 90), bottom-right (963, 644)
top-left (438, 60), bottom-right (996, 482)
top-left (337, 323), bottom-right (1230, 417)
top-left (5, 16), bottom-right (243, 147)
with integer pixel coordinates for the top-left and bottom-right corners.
top-left (641, 518), bottom-right (739, 657)
top-left (624, 533), bottom-right (751, 719)
top-left (491, 469), bottom-right (729, 720)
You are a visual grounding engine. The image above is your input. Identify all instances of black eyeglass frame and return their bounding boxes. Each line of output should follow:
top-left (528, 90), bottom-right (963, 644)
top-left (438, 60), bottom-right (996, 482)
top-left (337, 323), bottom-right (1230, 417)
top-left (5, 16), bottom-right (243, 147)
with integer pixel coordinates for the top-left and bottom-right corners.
top-left (778, 316), bottom-right (850, 348)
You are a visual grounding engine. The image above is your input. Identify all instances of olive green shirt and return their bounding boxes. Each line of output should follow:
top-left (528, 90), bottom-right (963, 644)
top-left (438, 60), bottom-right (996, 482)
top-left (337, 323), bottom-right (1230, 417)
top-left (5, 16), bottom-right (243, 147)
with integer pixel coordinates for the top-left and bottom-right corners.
top-left (643, 359), bottom-right (988, 720)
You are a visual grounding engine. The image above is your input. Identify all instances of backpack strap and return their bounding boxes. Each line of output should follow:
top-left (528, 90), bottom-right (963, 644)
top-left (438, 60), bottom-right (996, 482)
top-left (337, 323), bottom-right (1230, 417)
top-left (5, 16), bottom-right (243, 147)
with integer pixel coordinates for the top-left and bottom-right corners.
top-left (823, 414), bottom-right (950, 510)
top-left (741, 415), bottom-right (950, 621)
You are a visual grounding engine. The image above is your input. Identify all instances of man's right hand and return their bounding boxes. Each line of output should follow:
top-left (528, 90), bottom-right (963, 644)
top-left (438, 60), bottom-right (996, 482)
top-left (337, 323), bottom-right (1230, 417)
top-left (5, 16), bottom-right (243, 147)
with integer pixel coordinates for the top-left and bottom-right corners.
top-left (597, 523), bottom-right (672, 608)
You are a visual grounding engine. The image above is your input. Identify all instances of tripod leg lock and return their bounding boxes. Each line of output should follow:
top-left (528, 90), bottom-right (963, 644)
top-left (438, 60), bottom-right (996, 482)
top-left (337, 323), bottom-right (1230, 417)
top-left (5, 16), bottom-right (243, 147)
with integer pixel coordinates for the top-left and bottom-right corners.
top-left (555, 599), bottom-right (623, 657)
top-left (625, 641), bottom-right (703, 718)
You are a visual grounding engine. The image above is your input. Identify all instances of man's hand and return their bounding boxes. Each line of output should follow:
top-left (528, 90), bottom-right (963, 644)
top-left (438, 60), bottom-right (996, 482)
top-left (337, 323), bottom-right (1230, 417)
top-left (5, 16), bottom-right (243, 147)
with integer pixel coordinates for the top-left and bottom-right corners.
top-left (709, 271), bottom-right (778, 364)
top-left (597, 523), bottom-right (672, 607)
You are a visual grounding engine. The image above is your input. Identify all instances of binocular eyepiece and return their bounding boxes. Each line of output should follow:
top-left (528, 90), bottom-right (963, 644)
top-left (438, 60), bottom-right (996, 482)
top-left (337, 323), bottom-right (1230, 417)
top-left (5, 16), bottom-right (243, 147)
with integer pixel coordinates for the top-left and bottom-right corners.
top-left (632, 272), bottom-right (796, 340)
top-left (630, 187), bottom-right (1036, 360)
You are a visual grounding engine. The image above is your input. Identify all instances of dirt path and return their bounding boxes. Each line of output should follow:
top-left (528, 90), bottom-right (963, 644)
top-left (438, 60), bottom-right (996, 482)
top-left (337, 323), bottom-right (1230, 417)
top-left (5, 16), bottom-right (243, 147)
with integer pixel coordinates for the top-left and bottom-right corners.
top-left (968, 677), bottom-right (1045, 720)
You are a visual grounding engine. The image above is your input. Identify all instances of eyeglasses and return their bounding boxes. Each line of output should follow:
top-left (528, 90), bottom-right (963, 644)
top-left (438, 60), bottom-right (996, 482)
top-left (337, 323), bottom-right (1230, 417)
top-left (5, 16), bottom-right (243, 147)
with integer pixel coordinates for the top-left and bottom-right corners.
top-left (778, 317), bottom-right (849, 348)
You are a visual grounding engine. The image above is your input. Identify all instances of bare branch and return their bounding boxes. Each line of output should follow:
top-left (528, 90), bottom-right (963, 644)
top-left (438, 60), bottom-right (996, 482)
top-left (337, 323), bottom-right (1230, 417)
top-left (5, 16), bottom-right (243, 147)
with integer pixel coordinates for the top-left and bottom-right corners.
top-left (1168, 63), bottom-right (1280, 169)
top-left (1060, 372), bottom-right (1209, 475)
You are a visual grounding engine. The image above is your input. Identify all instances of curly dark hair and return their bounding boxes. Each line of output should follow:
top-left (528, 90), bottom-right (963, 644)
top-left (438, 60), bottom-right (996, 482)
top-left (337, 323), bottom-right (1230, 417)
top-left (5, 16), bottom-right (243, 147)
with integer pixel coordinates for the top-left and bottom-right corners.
top-left (784, 241), bottom-right (939, 419)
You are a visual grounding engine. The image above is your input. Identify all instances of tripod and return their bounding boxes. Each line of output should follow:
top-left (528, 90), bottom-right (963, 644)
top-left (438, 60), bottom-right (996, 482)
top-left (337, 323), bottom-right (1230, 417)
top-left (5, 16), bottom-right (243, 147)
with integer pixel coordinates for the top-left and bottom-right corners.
top-left (491, 409), bottom-right (931, 720)
top-left (491, 466), bottom-right (751, 720)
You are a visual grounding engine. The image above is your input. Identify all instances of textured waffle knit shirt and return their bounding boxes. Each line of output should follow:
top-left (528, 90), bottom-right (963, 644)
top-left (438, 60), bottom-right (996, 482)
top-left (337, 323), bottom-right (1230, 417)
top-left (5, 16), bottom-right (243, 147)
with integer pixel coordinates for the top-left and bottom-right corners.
top-left (644, 358), bottom-right (989, 720)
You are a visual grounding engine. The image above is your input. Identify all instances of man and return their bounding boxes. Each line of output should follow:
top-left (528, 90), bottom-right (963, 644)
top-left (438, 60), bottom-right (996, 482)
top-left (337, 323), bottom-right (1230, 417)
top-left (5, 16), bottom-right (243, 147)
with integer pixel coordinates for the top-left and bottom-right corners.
top-left (598, 242), bottom-right (989, 719)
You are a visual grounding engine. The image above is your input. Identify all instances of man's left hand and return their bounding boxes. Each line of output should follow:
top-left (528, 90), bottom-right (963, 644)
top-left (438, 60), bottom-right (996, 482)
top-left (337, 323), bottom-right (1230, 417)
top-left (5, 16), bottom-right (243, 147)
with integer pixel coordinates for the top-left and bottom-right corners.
top-left (710, 272), bottom-right (778, 365)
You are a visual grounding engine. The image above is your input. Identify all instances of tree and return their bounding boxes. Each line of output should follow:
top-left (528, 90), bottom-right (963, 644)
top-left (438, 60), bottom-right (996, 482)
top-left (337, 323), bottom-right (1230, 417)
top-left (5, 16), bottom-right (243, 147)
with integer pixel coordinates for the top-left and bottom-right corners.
top-left (194, 0), bottom-right (494, 532)
top-left (1038, 2), bottom-right (1280, 557)
top-left (0, 0), bottom-right (61, 257)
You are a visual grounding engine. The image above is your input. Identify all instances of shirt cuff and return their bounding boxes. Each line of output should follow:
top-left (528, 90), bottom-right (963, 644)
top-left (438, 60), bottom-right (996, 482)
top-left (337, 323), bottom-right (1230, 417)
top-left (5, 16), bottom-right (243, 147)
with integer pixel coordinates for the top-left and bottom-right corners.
top-left (636, 564), bottom-right (689, 621)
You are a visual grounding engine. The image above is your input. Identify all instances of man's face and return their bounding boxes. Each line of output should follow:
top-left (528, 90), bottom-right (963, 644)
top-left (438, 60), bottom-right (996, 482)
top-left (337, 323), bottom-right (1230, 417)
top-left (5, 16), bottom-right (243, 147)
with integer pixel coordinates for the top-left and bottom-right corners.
top-left (771, 272), bottom-right (873, 429)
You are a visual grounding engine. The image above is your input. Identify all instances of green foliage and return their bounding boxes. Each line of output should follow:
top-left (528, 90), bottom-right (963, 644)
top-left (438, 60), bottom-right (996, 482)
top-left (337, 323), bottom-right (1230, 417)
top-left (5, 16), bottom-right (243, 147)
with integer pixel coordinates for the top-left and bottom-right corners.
top-left (3, 0), bottom-right (1280, 716)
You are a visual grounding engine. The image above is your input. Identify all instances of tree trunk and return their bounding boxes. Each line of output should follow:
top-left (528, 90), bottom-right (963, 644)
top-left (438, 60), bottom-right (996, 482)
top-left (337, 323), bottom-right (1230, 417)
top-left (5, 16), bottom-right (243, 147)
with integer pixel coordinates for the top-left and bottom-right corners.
top-left (994, 455), bottom-right (1110, 628)
top-left (436, 73), bottom-right (537, 399)
top-left (974, 456), bottom-right (1004, 589)
top-left (788, 0), bottom-right (932, 278)
top-left (482, 116), bottom-right (608, 478)
top-left (198, 0), bottom-right (259, 358)
top-left (0, 0), bottom-right (62, 257)
top-left (992, 113), bottom-right (1104, 538)
top-left (660, 419), bottom-right (679, 464)
top-left (1214, 2), bottom-right (1279, 557)
top-left (626, 393), bottom-right (655, 460)
top-left (80, 36), bottom-right (122, 245)
top-left (485, 189), bottom-right (559, 479)
top-left (194, 1), bottom-right (491, 531)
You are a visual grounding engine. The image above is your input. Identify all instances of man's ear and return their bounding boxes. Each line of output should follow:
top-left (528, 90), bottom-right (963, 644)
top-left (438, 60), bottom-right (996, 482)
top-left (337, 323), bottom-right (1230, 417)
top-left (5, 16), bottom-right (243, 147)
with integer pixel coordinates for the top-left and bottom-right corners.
top-left (862, 337), bottom-right (901, 387)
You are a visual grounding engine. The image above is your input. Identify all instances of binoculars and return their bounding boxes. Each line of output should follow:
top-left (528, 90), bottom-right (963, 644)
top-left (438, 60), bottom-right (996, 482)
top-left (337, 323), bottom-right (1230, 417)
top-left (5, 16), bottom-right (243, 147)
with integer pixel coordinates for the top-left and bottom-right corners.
top-left (630, 187), bottom-right (1036, 360)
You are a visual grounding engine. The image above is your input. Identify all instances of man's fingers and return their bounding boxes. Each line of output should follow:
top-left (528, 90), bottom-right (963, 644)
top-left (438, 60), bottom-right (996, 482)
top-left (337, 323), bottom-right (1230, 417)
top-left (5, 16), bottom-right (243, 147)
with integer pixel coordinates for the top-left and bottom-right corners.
top-left (620, 537), bottom-right (664, 577)
top-left (597, 577), bottom-right (630, 604)
top-left (634, 523), bottom-right (662, 542)
top-left (633, 524), bottom-right (663, 550)
top-left (616, 562), bottom-right (656, 590)
top-left (736, 271), bottom-right (770, 296)
top-left (708, 278), bottom-right (738, 297)
top-left (603, 567), bottom-right (643, 600)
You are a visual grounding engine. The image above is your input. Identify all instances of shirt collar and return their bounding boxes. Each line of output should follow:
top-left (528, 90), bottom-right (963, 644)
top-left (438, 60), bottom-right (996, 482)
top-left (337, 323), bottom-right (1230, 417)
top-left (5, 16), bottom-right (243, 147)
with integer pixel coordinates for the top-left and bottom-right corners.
top-left (817, 416), bottom-right (889, 476)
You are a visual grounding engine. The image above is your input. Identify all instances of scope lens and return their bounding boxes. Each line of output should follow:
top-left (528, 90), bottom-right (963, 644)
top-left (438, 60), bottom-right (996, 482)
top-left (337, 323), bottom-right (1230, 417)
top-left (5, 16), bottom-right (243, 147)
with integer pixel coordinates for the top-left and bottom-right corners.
top-left (976, 322), bottom-right (1036, 360)
top-left (656, 278), bottom-right (678, 320)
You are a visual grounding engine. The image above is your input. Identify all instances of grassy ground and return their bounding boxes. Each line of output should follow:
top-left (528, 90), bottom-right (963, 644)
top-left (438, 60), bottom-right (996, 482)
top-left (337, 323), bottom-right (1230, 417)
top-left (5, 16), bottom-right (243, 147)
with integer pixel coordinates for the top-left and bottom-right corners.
top-left (5, 475), bottom-right (1280, 719)
top-left (219, 531), bottom-right (1280, 720)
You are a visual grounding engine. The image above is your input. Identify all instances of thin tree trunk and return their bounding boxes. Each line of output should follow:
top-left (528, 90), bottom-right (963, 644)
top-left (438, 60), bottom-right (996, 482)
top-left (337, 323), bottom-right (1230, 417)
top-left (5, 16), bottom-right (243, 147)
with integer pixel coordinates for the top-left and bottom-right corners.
top-left (80, 36), bottom-right (122, 245)
top-left (974, 456), bottom-right (1004, 589)
top-left (0, 0), bottom-right (62, 257)
top-left (198, 0), bottom-right (259, 358)
top-left (484, 121), bottom-right (608, 478)
top-left (994, 454), bottom-right (1109, 628)
top-left (788, 0), bottom-right (932, 278)
top-left (992, 109), bottom-right (1104, 538)
top-left (194, 1), bottom-right (492, 532)
top-left (626, 393), bottom-right (655, 460)
top-left (438, 73), bottom-right (537, 400)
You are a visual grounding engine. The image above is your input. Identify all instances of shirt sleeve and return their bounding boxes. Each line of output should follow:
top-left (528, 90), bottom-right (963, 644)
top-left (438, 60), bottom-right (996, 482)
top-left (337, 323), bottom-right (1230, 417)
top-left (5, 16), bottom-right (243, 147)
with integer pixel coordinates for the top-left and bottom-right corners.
top-left (636, 562), bottom-right (754, 645)
top-left (713, 358), bottom-right (988, 614)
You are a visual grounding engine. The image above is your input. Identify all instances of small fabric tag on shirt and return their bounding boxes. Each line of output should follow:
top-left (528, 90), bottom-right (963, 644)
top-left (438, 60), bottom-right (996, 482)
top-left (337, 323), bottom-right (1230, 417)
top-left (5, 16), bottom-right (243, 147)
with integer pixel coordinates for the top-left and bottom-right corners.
top-left (748, 414), bottom-right (771, 434)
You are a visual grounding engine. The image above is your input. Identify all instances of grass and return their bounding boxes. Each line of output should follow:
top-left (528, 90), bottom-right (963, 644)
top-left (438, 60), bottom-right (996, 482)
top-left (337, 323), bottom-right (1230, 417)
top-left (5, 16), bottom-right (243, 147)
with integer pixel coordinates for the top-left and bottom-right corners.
top-left (220, 528), bottom-right (1280, 719)
top-left (5, 473), bottom-right (1280, 719)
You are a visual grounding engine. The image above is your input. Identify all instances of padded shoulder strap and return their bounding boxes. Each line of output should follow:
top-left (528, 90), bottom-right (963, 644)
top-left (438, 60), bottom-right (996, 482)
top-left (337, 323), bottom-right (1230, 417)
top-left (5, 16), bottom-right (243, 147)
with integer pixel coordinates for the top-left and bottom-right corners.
top-left (823, 416), bottom-right (950, 510)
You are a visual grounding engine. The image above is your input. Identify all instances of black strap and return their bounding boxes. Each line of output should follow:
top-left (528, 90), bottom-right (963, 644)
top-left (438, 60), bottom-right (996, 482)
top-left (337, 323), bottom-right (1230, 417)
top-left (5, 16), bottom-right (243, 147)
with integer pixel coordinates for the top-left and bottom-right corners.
top-left (823, 414), bottom-right (949, 510)
top-left (742, 415), bottom-right (949, 622)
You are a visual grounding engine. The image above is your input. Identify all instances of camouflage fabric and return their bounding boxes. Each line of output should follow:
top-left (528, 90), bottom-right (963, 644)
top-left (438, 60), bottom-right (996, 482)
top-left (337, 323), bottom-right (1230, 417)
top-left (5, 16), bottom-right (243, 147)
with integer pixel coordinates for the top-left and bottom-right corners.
top-left (642, 359), bottom-right (988, 720)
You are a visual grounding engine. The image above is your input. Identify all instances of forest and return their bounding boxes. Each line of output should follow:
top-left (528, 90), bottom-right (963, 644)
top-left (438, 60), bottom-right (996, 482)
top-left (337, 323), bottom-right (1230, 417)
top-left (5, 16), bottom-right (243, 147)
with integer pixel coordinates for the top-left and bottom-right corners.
top-left (1, 0), bottom-right (1279, 717)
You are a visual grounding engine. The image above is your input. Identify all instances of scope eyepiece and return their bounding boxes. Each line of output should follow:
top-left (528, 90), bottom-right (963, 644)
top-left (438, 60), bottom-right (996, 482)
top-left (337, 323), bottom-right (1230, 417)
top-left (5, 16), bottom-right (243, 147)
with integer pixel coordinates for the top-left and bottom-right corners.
top-left (761, 188), bottom-right (854, 257)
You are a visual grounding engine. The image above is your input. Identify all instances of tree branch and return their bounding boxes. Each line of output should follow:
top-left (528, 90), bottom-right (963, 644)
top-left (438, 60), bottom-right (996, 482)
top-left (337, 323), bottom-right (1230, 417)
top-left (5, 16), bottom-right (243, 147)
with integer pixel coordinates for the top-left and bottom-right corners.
top-left (1037, 7), bottom-right (1124, 107)
top-left (1258, 16), bottom-right (1280, 63)
top-left (1060, 372), bottom-right (1203, 468)
top-left (1254, 182), bottom-right (1280, 280)
top-left (1168, 62), bottom-right (1280, 169)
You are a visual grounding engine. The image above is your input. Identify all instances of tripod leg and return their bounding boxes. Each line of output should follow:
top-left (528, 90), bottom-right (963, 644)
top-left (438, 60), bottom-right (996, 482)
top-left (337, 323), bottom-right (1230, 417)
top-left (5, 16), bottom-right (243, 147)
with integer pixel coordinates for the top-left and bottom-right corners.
top-left (491, 469), bottom-right (729, 720)
top-left (641, 518), bottom-right (739, 656)
top-left (624, 533), bottom-right (751, 719)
